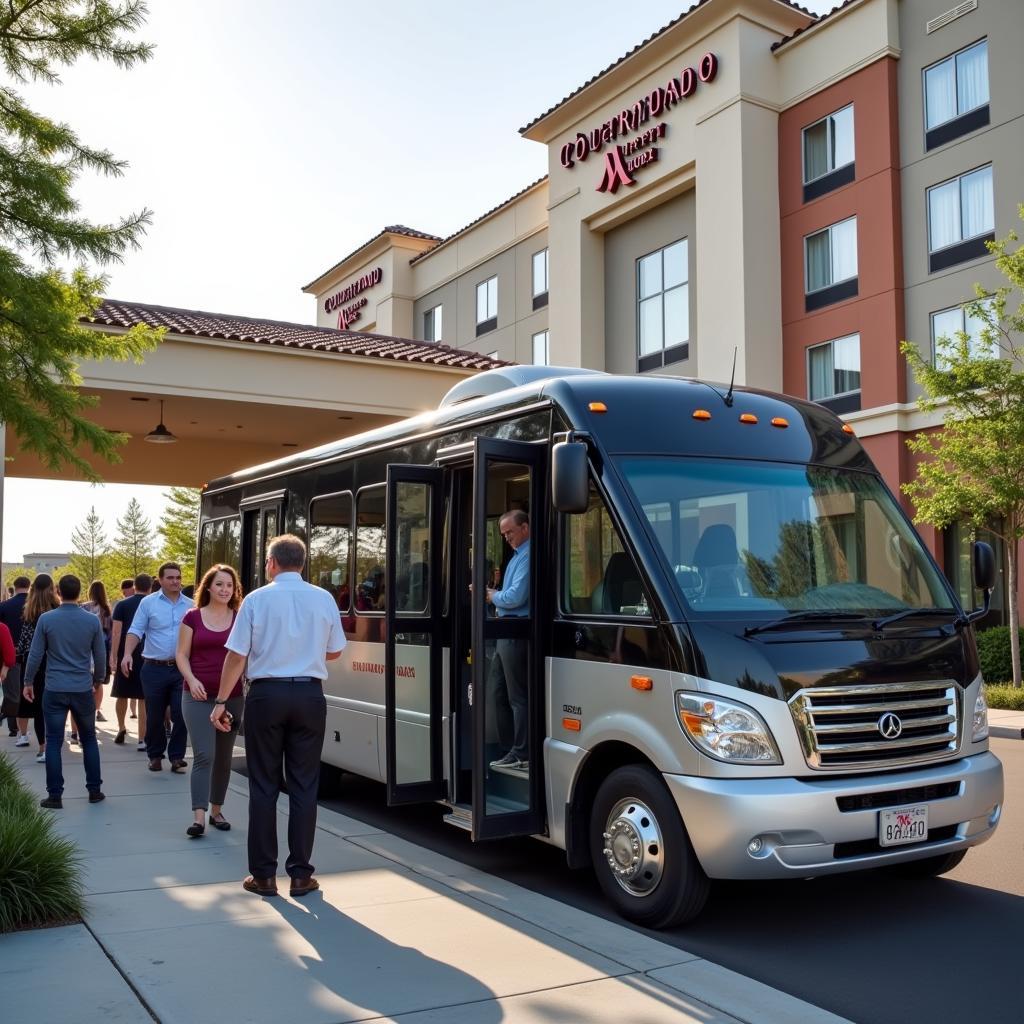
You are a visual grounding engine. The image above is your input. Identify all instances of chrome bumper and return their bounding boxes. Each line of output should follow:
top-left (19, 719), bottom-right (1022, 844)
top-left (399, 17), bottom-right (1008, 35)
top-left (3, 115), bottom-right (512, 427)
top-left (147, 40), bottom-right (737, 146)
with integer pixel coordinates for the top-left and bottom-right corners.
top-left (665, 752), bottom-right (1003, 879)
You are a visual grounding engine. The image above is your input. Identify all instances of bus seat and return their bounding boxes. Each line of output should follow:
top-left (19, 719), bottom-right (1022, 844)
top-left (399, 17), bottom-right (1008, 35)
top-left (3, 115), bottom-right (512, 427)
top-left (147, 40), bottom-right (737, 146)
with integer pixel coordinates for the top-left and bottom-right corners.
top-left (692, 524), bottom-right (746, 598)
top-left (596, 551), bottom-right (643, 614)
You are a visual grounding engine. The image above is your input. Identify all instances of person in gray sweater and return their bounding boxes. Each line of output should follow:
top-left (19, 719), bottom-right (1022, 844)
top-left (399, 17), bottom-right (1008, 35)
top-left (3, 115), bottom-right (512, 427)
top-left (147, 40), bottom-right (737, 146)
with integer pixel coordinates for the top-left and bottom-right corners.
top-left (24, 575), bottom-right (107, 809)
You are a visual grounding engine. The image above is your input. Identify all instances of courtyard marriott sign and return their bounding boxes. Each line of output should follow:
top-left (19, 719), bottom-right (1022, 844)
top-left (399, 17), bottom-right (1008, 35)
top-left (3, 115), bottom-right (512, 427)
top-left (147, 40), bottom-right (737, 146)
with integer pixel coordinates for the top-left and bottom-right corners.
top-left (559, 52), bottom-right (719, 194)
top-left (325, 266), bottom-right (382, 328)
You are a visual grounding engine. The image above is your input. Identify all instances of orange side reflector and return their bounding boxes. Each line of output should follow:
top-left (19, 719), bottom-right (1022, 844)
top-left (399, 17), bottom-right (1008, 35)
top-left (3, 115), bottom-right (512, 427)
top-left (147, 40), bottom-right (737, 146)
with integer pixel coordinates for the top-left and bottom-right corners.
top-left (562, 717), bottom-right (582, 732)
top-left (770, 417), bottom-right (789, 428)
top-left (589, 401), bottom-right (607, 413)
top-left (692, 409), bottom-right (711, 420)
top-left (842, 424), bottom-right (855, 435)
top-left (630, 675), bottom-right (654, 691)
top-left (739, 413), bottom-right (758, 424)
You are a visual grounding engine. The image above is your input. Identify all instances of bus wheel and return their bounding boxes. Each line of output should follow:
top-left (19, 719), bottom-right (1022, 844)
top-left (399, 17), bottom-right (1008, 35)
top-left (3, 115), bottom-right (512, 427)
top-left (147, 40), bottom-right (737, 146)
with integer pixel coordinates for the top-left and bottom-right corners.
top-left (886, 850), bottom-right (966, 879)
top-left (590, 765), bottom-right (709, 928)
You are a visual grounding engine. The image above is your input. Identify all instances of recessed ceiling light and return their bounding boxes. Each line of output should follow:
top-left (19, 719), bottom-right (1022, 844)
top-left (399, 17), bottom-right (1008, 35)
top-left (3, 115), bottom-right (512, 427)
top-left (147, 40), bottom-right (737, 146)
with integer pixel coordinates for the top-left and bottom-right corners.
top-left (282, 442), bottom-right (299, 447)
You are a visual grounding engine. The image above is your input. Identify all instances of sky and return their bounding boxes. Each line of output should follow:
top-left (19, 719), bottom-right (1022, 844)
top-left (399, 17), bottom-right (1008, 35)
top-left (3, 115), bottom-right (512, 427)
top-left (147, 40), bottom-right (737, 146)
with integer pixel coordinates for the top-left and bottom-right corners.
top-left (3, 0), bottom-right (835, 561)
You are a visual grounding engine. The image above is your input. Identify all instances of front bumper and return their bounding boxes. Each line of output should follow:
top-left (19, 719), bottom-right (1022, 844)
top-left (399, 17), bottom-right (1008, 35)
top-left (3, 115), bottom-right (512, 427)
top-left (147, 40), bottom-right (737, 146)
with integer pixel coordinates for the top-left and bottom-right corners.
top-left (665, 752), bottom-right (1003, 879)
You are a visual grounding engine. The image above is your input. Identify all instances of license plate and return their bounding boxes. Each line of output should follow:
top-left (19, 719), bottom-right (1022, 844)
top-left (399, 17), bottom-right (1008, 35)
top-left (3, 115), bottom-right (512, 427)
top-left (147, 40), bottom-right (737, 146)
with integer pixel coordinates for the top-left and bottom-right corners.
top-left (879, 804), bottom-right (929, 847)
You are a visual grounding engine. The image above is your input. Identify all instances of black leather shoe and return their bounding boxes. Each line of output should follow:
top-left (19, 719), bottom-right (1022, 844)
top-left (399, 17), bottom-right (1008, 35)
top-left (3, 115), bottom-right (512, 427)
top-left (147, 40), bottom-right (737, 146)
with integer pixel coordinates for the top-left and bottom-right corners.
top-left (170, 759), bottom-right (188, 774)
top-left (242, 875), bottom-right (278, 896)
top-left (289, 876), bottom-right (320, 898)
top-left (209, 813), bottom-right (231, 831)
top-left (88, 791), bottom-right (105, 803)
top-left (148, 758), bottom-right (162, 771)
top-left (40, 796), bottom-right (63, 809)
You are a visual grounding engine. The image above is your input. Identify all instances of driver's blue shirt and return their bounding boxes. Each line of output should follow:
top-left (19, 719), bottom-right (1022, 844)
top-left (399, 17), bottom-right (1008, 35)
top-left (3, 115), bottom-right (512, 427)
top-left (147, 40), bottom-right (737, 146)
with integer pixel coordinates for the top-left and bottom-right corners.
top-left (492, 540), bottom-right (530, 618)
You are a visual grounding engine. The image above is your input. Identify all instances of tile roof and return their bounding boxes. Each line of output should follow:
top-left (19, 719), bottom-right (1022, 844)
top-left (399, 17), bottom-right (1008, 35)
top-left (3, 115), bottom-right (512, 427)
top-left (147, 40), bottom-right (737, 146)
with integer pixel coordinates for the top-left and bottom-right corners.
top-left (519, 0), bottom-right (814, 134)
top-left (302, 225), bottom-right (441, 292)
top-left (771, 0), bottom-right (857, 51)
top-left (86, 300), bottom-right (509, 371)
top-left (408, 176), bottom-right (548, 266)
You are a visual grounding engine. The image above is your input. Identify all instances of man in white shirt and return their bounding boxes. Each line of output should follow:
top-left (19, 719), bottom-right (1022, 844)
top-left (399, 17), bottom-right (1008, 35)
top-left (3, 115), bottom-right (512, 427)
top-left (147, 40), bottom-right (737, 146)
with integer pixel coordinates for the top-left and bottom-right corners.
top-left (211, 534), bottom-right (345, 898)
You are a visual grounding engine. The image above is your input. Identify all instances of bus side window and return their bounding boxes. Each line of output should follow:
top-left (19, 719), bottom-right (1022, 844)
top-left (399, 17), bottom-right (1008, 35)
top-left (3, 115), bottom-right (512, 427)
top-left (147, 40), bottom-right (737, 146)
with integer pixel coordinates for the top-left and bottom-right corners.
top-left (309, 492), bottom-right (353, 624)
top-left (564, 480), bottom-right (650, 617)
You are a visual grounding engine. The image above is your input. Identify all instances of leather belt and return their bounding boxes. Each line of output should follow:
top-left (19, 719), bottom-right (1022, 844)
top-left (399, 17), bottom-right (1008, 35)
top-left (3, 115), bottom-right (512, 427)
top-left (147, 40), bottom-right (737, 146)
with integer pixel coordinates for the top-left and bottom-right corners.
top-left (144, 657), bottom-right (177, 667)
top-left (249, 676), bottom-right (320, 684)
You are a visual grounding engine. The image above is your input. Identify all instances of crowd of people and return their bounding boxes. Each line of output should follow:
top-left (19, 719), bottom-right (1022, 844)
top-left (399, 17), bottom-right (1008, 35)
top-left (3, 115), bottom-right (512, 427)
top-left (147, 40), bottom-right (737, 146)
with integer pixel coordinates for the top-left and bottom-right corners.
top-left (1, 533), bottom-right (346, 898)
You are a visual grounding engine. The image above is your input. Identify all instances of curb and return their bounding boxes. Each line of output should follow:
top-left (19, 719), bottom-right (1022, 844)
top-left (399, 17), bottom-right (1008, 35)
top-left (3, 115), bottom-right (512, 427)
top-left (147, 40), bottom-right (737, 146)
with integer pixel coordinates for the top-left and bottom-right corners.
top-left (989, 724), bottom-right (1024, 739)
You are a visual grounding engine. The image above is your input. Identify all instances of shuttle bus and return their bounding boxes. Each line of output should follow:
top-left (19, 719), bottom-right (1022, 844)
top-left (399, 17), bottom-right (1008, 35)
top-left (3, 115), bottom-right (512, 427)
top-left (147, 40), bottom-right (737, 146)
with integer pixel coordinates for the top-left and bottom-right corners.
top-left (198, 367), bottom-right (1003, 927)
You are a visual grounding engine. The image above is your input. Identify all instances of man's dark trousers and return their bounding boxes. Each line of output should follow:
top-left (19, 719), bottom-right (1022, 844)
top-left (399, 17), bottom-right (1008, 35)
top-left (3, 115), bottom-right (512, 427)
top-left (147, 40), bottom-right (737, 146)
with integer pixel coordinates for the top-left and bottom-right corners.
top-left (141, 662), bottom-right (187, 762)
top-left (244, 678), bottom-right (326, 880)
top-left (490, 638), bottom-right (528, 760)
top-left (43, 689), bottom-right (101, 797)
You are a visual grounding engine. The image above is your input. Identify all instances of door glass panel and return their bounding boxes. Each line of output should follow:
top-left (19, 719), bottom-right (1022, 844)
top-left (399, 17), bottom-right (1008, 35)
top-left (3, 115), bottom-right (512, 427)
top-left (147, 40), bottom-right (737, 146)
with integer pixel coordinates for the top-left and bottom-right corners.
top-left (483, 636), bottom-right (530, 813)
top-left (395, 481), bottom-right (431, 614)
top-left (244, 509), bottom-right (262, 595)
top-left (394, 630), bottom-right (433, 786)
top-left (356, 486), bottom-right (387, 614)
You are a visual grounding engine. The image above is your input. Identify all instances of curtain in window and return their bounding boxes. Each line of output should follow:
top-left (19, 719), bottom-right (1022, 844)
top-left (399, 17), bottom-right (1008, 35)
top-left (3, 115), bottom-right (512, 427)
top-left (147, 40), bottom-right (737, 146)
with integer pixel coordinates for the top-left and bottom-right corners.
top-left (831, 106), bottom-right (854, 169)
top-left (925, 59), bottom-right (956, 129)
top-left (966, 297), bottom-right (997, 358)
top-left (931, 307), bottom-right (962, 368)
top-left (929, 179), bottom-right (960, 250)
top-left (805, 230), bottom-right (831, 291)
top-left (808, 344), bottom-right (834, 400)
top-left (664, 287), bottom-right (688, 347)
top-left (956, 42), bottom-right (989, 114)
top-left (960, 166), bottom-right (993, 240)
top-left (832, 334), bottom-right (860, 395)
top-left (830, 218), bottom-right (857, 283)
top-left (804, 120), bottom-right (829, 181)
top-left (639, 297), bottom-right (662, 355)
top-left (532, 331), bottom-right (549, 365)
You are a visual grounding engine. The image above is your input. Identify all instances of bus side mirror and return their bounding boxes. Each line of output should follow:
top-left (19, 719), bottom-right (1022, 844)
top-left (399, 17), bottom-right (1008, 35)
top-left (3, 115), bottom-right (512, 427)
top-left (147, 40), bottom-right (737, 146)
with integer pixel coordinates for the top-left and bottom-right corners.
top-left (972, 541), bottom-right (996, 592)
top-left (551, 441), bottom-right (589, 513)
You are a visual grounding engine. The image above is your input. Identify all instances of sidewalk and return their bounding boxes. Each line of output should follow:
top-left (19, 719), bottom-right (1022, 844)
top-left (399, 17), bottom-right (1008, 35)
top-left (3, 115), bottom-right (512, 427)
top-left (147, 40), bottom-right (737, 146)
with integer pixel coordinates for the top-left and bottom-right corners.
top-left (988, 707), bottom-right (1024, 739)
top-left (0, 704), bottom-right (853, 1024)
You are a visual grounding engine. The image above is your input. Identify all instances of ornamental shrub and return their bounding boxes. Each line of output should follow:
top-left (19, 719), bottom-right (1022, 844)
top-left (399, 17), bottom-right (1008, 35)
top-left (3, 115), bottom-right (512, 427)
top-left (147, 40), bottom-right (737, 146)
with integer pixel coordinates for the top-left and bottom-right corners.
top-left (976, 626), bottom-right (1024, 686)
top-left (984, 684), bottom-right (1024, 711)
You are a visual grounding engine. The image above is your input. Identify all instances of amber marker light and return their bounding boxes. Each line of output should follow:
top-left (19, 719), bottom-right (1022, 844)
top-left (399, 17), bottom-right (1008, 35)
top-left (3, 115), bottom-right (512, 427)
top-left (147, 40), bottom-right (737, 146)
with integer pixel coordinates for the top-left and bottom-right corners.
top-left (589, 401), bottom-right (607, 413)
top-left (692, 409), bottom-right (711, 420)
top-left (739, 413), bottom-right (758, 424)
top-left (630, 675), bottom-right (654, 691)
top-left (843, 424), bottom-right (855, 435)
top-left (770, 417), bottom-right (789, 428)
top-left (562, 717), bottom-right (582, 732)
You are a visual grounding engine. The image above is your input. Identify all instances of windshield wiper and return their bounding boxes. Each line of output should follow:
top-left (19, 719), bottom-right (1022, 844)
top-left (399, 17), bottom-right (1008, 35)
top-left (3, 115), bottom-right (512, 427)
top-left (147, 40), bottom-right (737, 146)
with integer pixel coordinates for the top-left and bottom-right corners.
top-left (871, 607), bottom-right (956, 631)
top-left (744, 611), bottom-right (868, 637)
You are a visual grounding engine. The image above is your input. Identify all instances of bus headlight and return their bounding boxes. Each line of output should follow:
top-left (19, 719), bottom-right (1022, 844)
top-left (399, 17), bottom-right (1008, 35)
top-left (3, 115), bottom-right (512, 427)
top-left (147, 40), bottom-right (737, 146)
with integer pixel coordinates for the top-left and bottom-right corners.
top-left (972, 689), bottom-right (989, 742)
top-left (676, 692), bottom-right (781, 764)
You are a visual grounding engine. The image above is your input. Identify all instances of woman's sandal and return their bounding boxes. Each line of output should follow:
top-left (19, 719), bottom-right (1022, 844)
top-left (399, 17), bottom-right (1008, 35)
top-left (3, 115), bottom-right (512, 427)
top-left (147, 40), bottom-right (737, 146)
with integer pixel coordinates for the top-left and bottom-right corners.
top-left (209, 813), bottom-right (231, 831)
top-left (186, 821), bottom-right (205, 838)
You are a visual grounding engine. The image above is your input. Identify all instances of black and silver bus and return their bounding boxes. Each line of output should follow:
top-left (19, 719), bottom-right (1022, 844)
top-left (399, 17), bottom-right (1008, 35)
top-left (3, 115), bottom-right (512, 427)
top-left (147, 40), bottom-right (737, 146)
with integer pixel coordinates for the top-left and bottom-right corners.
top-left (198, 366), bottom-right (1003, 928)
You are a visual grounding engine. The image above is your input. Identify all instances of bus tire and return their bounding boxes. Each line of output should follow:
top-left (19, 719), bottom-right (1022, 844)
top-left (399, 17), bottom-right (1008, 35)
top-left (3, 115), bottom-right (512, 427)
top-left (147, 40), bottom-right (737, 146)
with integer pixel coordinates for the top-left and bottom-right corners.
top-left (886, 849), bottom-right (966, 879)
top-left (590, 764), bottom-right (709, 928)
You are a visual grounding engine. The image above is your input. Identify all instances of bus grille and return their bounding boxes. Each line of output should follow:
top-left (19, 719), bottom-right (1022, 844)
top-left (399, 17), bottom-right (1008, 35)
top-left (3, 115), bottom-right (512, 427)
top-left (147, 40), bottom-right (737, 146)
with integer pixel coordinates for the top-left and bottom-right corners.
top-left (788, 681), bottom-right (960, 770)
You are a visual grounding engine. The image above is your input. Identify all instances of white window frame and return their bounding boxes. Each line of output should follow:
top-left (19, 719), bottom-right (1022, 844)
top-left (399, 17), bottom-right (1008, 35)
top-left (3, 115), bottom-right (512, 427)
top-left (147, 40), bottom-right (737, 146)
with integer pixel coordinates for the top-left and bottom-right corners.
top-left (636, 238), bottom-right (689, 364)
top-left (923, 39), bottom-right (989, 132)
top-left (806, 333), bottom-right (861, 401)
top-left (930, 296), bottom-right (998, 367)
top-left (423, 304), bottom-right (442, 343)
top-left (476, 276), bottom-right (498, 325)
top-left (803, 217), bottom-right (858, 295)
top-left (926, 164), bottom-right (993, 254)
top-left (801, 104), bottom-right (854, 185)
top-left (532, 249), bottom-right (549, 298)
top-left (532, 329), bottom-right (550, 366)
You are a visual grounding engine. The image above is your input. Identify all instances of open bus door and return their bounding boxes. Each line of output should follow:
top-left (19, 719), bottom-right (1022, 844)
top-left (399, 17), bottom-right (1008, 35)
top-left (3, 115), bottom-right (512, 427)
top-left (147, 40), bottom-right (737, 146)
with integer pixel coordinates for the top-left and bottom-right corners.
top-left (384, 465), bottom-right (445, 805)
top-left (240, 491), bottom-right (284, 595)
top-left (471, 437), bottom-right (546, 840)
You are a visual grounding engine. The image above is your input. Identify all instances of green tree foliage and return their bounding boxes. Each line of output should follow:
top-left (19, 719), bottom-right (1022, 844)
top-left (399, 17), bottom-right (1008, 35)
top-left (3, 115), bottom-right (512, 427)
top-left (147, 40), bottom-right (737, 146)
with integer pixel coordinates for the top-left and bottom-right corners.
top-left (901, 207), bottom-right (1024, 687)
top-left (2, 565), bottom-right (36, 589)
top-left (68, 504), bottom-right (107, 584)
top-left (157, 486), bottom-right (201, 584)
top-left (0, 2), bottom-right (164, 481)
top-left (108, 497), bottom-right (155, 580)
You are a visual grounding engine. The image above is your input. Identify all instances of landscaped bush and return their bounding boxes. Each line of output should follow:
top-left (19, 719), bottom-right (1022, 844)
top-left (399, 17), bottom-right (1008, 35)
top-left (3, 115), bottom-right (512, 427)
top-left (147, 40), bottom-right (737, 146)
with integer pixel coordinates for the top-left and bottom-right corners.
top-left (984, 684), bottom-right (1024, 711)
top-left (0, 752), bottom-right (83, 933)
top-left (976, 626), bottom-right (1024, 687)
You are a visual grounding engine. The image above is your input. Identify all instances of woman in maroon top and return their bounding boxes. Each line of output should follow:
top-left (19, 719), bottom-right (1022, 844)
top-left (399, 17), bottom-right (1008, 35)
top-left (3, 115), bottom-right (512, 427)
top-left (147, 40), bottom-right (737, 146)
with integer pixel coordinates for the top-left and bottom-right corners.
top-left (176, 564), bottom-right (243, 838)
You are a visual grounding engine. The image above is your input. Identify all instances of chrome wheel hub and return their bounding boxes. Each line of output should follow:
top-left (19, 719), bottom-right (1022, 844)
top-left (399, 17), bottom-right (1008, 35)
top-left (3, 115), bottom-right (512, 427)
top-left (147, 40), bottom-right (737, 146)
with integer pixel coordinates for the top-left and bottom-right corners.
top-left (602, 797), bottom-right (664, 897)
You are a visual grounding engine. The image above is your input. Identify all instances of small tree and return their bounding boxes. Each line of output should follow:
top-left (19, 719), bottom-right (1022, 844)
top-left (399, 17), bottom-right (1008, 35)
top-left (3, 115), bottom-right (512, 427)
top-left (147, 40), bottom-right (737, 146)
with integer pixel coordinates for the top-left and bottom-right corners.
top-left (901, 207), bottom-right (1024, 687)
top-left (157, 487), bottom-right (201, 584)
top-left (108, 497), bottom-right (155, 580)
top-left (68, 505), bottom-right (108, 585)
top-left (3, 566), bottom-right (36, 590)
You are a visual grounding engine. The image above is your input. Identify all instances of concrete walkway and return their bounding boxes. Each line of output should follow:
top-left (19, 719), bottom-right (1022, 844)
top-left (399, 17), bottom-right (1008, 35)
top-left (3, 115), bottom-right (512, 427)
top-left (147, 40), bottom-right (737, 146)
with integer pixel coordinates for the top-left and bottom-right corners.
top-left (3, 706), bottom-right (855, 1024)
top-left (988, 706), bottom-right (1024, 739)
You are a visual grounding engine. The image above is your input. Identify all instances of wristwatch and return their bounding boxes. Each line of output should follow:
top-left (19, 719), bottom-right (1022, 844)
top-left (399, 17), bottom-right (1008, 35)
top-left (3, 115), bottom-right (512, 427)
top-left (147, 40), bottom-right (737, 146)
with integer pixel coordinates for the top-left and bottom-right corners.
top-left (214, 698), bottom-right (228, 705)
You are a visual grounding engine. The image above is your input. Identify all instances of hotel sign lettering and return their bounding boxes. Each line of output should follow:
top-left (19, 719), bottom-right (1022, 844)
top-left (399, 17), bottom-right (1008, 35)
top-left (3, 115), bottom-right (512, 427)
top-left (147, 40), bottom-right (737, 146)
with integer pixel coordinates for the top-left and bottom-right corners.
top-left (559, 52), bottom-right (719, 194)
top-left (325, 266), bottom-right (382, 328)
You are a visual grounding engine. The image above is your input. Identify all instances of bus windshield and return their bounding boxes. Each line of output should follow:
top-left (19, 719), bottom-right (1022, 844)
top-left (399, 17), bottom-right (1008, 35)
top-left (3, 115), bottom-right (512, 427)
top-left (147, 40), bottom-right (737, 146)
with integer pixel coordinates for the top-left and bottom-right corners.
top-left (616, 457), bottom-right (956, 619)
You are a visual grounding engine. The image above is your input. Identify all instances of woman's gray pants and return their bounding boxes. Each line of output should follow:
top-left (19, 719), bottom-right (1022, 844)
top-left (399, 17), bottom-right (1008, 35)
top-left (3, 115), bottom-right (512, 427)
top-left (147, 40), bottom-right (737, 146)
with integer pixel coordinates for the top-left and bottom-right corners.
top-left (181, 689), bottom-right (244, 810)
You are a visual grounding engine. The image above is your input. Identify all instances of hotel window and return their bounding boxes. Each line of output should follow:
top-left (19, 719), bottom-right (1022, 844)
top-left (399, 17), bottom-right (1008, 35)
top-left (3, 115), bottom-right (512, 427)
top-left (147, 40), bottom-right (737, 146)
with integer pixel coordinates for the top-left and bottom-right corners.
top-left (476, 276), bottom-right (498, 336)
top-left (804, 217), bottom-right (857, 311)
top-left (808, 334), bottom-right (861, 413)
top-left (532, 249), bottom-right (549, 309)
top-left (637, 238), bottom-right (688, 372)
top-left (931, 296), bottom-right (997, 368)
top-left (532, 329), bottom-right (550, 366)
top-left (927, 165), bottom-right (993, 273)
top-left (423, 304), bottom-right (442, 342)
top-left (802, 104), bottom-right (854, 201)
top-left (924, 39), bottom-right (989, 150)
